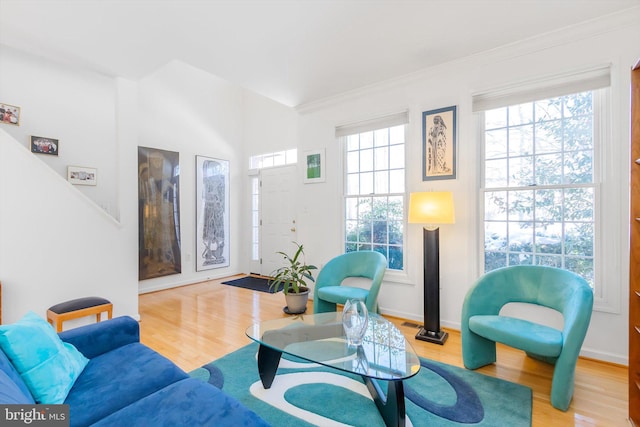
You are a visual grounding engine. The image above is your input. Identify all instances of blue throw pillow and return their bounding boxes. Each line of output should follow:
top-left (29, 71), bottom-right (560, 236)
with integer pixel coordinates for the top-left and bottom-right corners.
top-left (0, 311), bottom-right (89, 403)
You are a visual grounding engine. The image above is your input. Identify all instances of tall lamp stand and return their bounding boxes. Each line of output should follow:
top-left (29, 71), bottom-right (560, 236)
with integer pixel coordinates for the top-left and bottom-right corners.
top-left (408, 191), bottom-right (454, 346)
top-left (415, 227), bottom-right (448, 345)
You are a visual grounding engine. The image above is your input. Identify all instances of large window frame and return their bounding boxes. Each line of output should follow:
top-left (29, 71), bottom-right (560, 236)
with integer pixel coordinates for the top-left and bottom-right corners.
top-left (481, 91), bottom-right (599, 280)
top-left (337, 112), bottom-right (408, 272)
top-left (474, 65), bottom-right (620, 313)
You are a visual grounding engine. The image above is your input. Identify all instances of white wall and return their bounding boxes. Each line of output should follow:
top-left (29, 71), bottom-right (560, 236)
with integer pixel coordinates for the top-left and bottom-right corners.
top-left (136, 60), bottom-right (246, 292)
top-left (0, 46), bottom-right (119, 217)
top-left (243, 92), bottom-right (299, 157)
top-left (0, 49), bottom-right (301, 318)
top-left (0, 127), bottom-right (138, 325)
top-left (295, 12), bottom-right (640, 364)
top-left (135, 60), bottom-right (300, 291)
top-left (241, 91), bottom-right (300, 272)
top-left (0, 47), bottom-right (139, 326)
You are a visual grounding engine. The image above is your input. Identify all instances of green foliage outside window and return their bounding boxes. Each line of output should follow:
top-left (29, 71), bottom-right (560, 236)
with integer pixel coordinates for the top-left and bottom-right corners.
top-left (344, 124), bottom-right (406, 271)
top-left (483, 91), bottom-right (595, 286)
top-left (345, 196), bottom-right (404, 270)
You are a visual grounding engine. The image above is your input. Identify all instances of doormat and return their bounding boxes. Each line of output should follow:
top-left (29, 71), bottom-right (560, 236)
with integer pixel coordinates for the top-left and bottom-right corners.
top-left (221, 276), bottom-right (282, 293)
top-left (190, 343), bottom-right (532, 427)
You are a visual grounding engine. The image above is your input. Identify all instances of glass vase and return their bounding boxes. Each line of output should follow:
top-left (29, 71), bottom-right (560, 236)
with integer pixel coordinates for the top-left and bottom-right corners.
top-left (342, 299), bottom-right (369, 346)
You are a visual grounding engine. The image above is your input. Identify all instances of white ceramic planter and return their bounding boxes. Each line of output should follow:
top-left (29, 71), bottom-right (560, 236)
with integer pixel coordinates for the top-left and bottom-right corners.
top-left (285, 288), bottom-right (309, 314)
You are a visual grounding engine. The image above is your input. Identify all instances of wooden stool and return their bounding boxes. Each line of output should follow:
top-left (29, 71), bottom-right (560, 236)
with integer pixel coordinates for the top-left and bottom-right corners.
top-left (47, 297), bottom-right (113, 332)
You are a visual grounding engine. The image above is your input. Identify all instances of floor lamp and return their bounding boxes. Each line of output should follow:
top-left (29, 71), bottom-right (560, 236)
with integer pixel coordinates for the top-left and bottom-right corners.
top-left (408, 191), bottom-right (455, 345)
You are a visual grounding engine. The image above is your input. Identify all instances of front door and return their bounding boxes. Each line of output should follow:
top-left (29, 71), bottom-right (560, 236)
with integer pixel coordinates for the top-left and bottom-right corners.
top-left (259, 165), bottom-right (297, 277)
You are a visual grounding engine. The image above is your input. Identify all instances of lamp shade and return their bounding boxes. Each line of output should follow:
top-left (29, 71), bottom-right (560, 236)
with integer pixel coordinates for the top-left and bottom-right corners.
top-left (408, 192), bottom-right (455, 225)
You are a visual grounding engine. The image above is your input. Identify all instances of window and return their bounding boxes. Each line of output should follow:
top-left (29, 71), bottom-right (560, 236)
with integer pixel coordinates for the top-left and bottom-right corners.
top-left (250, 176), bottom-right (259, 261)
top-left (481, 90), bottom-right (598, 285)
top-left (475, 66), bottom-right (622, 311)
top-left (338, 113), bottom-right (408, 271)
top-left (249, 149), bottom-right (297, 169)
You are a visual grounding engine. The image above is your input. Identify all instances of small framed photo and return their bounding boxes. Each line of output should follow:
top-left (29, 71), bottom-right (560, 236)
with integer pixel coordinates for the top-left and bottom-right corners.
top-left (422, 105), bottom-right (457, 181)
top-left (31, 135), bottom-right (59, 156)
top-left (67, 166), bottom-right (97, 186)
top-left (303, 149), bottom-right (326, 183)
top-left (0, 103), bottom-right (21, 126)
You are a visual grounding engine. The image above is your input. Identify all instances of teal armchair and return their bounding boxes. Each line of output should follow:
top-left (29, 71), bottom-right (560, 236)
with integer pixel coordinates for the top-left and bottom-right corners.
top-left (461, 265), bottom-right (593, 411)
top-left (313, 251), bottom-right (387, 313)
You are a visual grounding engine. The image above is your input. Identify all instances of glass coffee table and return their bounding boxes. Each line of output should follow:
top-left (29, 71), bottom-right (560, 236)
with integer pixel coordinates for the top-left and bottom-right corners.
top-left (246, 312), bottom-right (421, 427)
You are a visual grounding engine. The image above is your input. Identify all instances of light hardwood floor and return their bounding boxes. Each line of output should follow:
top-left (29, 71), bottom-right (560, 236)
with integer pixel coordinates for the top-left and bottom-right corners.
top-left (138, 276), bottom-right (629, 427)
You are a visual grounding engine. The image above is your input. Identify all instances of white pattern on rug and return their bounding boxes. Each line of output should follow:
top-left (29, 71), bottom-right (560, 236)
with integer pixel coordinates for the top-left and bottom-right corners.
top-left (249, 371), bottom-right (415, 427)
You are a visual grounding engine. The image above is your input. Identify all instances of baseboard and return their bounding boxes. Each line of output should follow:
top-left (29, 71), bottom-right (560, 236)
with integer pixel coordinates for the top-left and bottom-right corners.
top-left (579, 348), bottom-right (628, 366)
top-left (138, 271), bottom-right (242, 294)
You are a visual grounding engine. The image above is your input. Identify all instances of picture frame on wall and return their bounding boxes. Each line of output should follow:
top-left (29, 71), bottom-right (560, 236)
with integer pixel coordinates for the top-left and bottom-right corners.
top-left (138, 146), bottom-right (182, 280)
top-left (196, 155), bottom-right (230, 271)
top-left (422, 105), bottom-right (456, 181)
top-left (0, 103), bottom-right (20, 126)
top-left (303, 148), bottom-right (326, 183)
top-left (67, 166), bottom-right (97, 186)
top-left (30, 135), bottom-right (59, 156)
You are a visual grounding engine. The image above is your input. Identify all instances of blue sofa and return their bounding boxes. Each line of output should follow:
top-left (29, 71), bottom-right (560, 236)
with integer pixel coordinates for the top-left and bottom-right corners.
top-left (0, 316), bottom-right (269, 426)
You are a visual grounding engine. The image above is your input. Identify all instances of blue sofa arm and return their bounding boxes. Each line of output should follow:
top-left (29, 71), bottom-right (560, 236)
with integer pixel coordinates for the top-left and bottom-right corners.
top-left (58, 316), bottom-right (139, 359)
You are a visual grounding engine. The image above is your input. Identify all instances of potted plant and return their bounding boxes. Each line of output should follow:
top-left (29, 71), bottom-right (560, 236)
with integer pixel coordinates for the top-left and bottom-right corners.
top-left (269, 242), bottom-right (317, 314)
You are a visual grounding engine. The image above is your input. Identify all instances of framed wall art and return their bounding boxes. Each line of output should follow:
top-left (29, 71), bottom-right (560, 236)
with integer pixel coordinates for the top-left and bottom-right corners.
top-left (422, 105), bottom-right (457, 181)
top-left (196, 155), bottom-right (230, 271)
top-left (0, 103), bottom-right (20, 126)
top-left (67, 166), bottom-right (97, 186)
top-left (31, 135), bottom-right (59, 156)
top-left (138, 146), bottom-right (182, 280)
top-left (304, 148), bottom-right (326, 183)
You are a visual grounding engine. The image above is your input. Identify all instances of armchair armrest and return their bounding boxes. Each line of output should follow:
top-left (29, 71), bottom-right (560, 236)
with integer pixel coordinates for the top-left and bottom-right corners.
top-left (58, 316), bottom-right (140, 359)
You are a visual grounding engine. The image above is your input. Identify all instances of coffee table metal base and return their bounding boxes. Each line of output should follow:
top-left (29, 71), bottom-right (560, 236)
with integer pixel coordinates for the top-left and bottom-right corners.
top-left (364, 376), bottom-right (406, 427)
top-left (257, 344), bottom-right (281, 388)
top-left (257, 344), bottom-right (406, 427)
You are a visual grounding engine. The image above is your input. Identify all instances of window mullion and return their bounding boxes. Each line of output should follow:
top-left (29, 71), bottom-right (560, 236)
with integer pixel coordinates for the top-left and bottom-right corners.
top-left (481, 90), bottom-right (597, 288)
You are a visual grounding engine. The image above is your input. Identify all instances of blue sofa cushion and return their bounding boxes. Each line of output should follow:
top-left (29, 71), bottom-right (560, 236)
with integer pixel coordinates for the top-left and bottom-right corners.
top-left (0, 311), bottom-right (88, 404)
top-left (0, 370), bottom-right (33, 404)
top-left (469, 315), bottom-right (563, 357)
top-left (65, 342), bottom-right (189, 427)
top-left (59, 315), bottom-right (139, 359)
top-left (0, 349), bottom-right (34, 404)
top-left (91, 378), bottom-right (270, 427)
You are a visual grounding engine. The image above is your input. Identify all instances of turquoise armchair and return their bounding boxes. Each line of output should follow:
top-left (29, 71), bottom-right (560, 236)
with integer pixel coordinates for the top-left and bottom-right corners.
top-left (313, 251), bottom-right (387, 313)
top-left (461, 265), bottom-right (593, 411)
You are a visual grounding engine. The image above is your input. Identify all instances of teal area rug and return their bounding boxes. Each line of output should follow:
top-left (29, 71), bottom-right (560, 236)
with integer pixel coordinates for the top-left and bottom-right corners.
top-left (190, 343), bottom-right (532, 427)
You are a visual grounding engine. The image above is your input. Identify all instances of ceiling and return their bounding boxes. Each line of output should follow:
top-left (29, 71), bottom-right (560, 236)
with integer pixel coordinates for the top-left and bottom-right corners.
top-left (1, 0), bottom-right (638, 107)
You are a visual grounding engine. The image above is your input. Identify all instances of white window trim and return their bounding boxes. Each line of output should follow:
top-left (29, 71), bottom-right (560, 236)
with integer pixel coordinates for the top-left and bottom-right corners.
top-left (591, 86), bottom-right (621, 314)
top-left (335, 136), bottom-right (413, 286)
top-left (337, 112), bottom-right (410, 276)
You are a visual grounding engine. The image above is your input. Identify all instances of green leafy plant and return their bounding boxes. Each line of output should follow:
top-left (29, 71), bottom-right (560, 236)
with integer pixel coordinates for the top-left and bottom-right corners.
top-left (269, 242), bottom-right (317, 294)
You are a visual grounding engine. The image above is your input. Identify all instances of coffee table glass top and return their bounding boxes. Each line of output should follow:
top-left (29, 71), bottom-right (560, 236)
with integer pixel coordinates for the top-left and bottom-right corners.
top-left (246, 312), bottom-right (421, 381)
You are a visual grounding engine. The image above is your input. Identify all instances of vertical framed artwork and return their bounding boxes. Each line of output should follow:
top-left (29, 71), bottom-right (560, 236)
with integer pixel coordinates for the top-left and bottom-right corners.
top-left (422, 105), bottom-right (457, 181)
top-left (67, 166), bottom-right (97, 185)
top-left (196, 155), bottom-right (230, 271)
top-left (0, 103), bottom-right (20, 126)
top-left (138, 146), bottom-right (181, 280)
top-left (304, 148), bottom-right (326, 183)
top-left (31, 136), bottom-right (59, 156)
